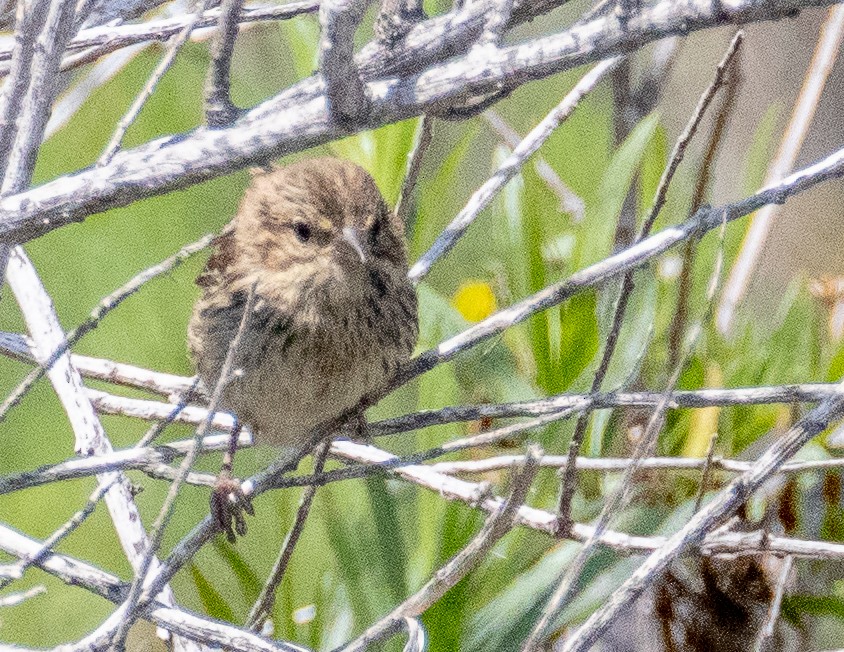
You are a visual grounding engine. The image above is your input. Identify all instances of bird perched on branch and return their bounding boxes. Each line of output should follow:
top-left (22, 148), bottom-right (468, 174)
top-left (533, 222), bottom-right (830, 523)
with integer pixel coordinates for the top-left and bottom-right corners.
top-left (188, 158), bottom-right (418, 540)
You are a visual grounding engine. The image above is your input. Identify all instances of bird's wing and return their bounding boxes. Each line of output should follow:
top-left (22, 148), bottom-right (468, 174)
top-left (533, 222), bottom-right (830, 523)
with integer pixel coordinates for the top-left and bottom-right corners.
top-left (196, 223), bottom-right (237, 289)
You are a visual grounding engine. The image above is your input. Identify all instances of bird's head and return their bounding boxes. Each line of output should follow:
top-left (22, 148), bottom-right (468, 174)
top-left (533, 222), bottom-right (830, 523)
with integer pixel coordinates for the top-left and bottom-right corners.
top-left (236, 158), bottom-right (409, 314)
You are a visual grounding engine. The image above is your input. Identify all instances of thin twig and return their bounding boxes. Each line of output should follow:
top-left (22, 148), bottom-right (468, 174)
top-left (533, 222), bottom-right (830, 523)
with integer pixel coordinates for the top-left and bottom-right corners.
top-left (0, 234), bottom-right (212, 425)
top-left (246, 442), bottom-right (331, 630)
top-left (668, 55), bottom-right (740, 365)
top-left (369, 383), bottom-right (844, 435)
top-left (554, 31), bottom-right (744, 530)
top-left (87, 388), bottom-right (243, 433)
top-left (692, 433), bottom-right (719, 513)
top-left (205, 0), bottom-right (244, 127)
top-left (408, 56), bottom-right (620, 281)
top-left (0, 2), bottom-right (321, 65)
top-left (0, 478), bottom-right (120, 590)
top-left (482, 110), bottom-right (585, 221)
top-left (394, 114), bottom-right (434, 224)
top-left (98, 1), bottom-right (212, 165)
top-left (753, 554), bottom-right (794, 652)
top-left (0, 586), bottom-right (45, 607)
top-left (337, 446), bottom-right (541, 652)
top-left (1, 2), bottom-right (321, 82)
top-left (431, 453), bottom-right (844, 476)
top-left (608, 39), bottom-right (679, 249)
top-left (108, 284), bottom-right (257, 650)
top-left (0, 332), bottom-right (195, 395)
top-left (717, 4), bottom-right (844, 333)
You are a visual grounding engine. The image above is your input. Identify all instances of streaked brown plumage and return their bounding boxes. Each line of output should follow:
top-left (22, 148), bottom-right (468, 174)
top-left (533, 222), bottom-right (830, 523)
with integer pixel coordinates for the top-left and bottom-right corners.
top-left (188, 158), bottom-right (418, 536)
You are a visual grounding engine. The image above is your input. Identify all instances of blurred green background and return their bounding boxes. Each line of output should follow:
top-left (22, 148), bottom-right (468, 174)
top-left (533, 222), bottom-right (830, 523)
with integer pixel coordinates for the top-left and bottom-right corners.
top-left (2, 2), bottom-right (844, 650)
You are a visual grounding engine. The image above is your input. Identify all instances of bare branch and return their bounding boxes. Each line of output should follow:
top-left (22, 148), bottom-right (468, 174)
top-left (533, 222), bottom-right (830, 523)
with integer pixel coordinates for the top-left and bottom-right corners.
top-left (0, 478), bottom-right (119, 589)
top-left (717, 4), bottom-right (844, 333)
top-left (319, 0), bottom-right (371, 124)
top-left (0, 0), bottom-right (77, 194)
top-left (0, 0), bottom-right (50, 184)
top-left (0, 523), bottom-right (124, 601)
top-left (409, 57), bottom-right (620, 281)
top-left (394, 114), bottom-right (434, 224)
top-left (338, 447), bottom-right (541, 652)
top-left (205, 0), bottom-right (244, 127)
top-left (0, 0), bottom-right (835, 245)
top-left (0, 443), bottom-right (223, 494)
top-left (4, 252), bottom-right (193, 651)
top-left (0, 2), bottom-right (320, 65)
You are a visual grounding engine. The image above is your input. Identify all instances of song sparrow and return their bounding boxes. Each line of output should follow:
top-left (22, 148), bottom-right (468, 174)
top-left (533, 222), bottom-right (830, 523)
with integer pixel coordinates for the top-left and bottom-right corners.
top-left (188, 158), bottom-right (418, 540)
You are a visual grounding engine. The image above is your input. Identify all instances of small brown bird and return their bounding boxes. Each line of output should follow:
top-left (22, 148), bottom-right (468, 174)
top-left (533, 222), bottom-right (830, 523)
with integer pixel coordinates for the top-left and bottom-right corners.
top-left (188, 158), bottom-right (418, 539)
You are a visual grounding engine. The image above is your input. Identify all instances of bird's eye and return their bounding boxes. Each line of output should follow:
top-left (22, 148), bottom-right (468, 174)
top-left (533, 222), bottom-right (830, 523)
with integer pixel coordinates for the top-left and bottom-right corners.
top-left (293, 222), bottom-right (312, 243)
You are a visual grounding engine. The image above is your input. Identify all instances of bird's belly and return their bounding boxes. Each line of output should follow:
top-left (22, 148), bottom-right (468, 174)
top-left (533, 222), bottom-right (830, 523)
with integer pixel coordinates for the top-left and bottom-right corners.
top-left (221, 335), bottom-right (386, 447)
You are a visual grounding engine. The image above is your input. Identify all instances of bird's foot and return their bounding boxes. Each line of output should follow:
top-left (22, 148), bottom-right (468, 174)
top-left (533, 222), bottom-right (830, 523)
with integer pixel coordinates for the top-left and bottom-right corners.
top-left (211, 475), bottom-right (254, 543)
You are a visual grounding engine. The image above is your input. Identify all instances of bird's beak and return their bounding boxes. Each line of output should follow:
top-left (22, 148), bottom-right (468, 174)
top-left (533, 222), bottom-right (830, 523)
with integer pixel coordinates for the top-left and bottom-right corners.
top-left (341, 226), bottom-right (368, 264)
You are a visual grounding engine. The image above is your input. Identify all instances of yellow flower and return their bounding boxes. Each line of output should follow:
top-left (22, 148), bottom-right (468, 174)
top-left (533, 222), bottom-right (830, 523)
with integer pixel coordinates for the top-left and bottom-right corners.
top-left (453, 281), bottom-right (497, 322)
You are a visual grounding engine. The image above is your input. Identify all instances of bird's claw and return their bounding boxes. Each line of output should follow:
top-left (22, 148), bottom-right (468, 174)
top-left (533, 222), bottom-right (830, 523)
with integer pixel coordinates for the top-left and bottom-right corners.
top-left (211, 476), bottom-right (254, 543)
